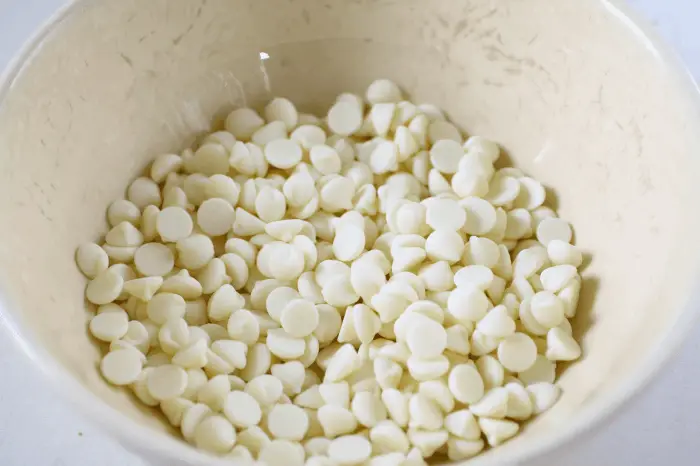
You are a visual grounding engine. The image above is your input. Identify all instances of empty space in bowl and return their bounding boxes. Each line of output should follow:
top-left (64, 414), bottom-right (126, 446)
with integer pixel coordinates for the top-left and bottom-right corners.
top-left (1, 0), bottom-right (700, 463)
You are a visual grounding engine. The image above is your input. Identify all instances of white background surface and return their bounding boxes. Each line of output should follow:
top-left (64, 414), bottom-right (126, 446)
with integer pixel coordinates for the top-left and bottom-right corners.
top-left (1, 1), bottom-right (699, 465)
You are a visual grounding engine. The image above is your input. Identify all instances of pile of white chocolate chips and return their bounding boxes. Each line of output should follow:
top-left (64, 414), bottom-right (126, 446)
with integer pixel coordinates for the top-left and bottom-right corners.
top-left (76, 79), bottom-right (584, 466)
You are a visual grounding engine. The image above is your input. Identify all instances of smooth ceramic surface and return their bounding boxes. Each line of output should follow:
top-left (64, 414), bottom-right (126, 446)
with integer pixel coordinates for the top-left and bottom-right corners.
top-left (1, 0), bottom-right (699, 464)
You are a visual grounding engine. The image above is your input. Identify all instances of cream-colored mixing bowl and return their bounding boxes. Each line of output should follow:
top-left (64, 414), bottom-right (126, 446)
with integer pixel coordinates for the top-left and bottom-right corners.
top-left (1, 0), bottom-right (700, 464)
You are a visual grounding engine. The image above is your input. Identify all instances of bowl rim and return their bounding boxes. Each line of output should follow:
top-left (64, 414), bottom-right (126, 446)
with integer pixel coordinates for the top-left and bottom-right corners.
top-left (1, 0), bottom-right (700, 465)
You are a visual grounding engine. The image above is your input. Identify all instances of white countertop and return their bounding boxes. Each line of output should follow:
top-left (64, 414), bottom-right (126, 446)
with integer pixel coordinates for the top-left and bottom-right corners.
top-left (1, 1), bottom-right (699, 465)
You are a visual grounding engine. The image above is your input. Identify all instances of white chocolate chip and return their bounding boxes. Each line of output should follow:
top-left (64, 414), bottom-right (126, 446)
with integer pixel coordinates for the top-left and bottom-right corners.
top-left (430, 139), bottom-right (463, 174)
top-left (86, 269), bottom-right (124, 305)
top-left (424, 198), bottom-right (465, 231)
top-left (100, 349), bottom-right (143, 385)
top-left (328, 435), bottom-right (372, 465)
top-left (546, 327), bottom-right (582, 361)
top-left (192, 415), bottom-right (236, 453)
top-left (527, 382), bottom-right (561, 414)
top-left (536, 217), bottom-right (572, 245)
top-left (147, 364), bottom-right (188, 400)
top-left (265, 97), bottom-right (299, 130)
top-left (267, 403), bottom-right (309, 441)
top-left (107, 200), bottom-right (141, 228)
top-left (448, 364), bottom-right (484, 404)
top-left (265, 139), bottom-right (303, 169)
top-left (223, 390), bottom-right (262, 428)
top-left (259, 439), bottom-right (305, 466)
top-left (479, 417), bottom-right (519, 447)
top-left (498, 332), bottom-right (538, 372)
